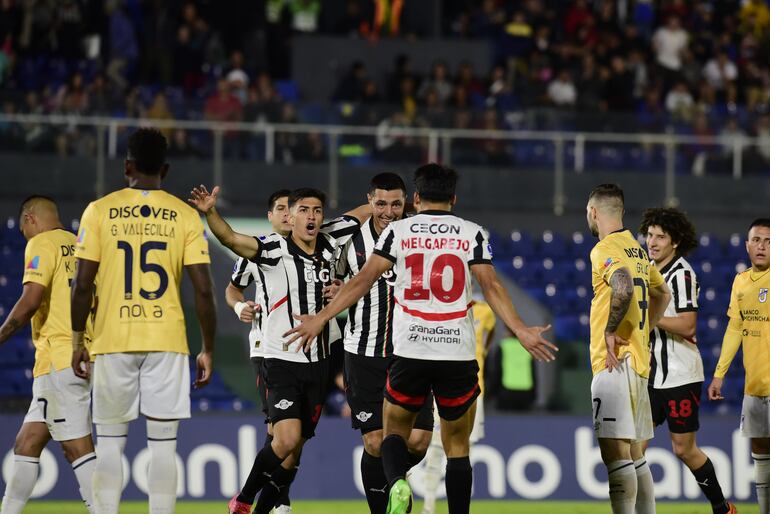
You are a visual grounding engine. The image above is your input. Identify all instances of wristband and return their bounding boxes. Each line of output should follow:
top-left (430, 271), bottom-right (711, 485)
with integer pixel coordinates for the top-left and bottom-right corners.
top-left (234, 302), bottom-right (248, 318)
top-left (72, 331), bottom-right (85, 352)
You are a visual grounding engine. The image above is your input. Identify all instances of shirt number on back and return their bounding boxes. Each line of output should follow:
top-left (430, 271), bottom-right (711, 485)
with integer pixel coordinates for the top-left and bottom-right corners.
top-left (633, 277), bottom-right (649, 330)
top-left (404, 253), bottom-right (465, 303)
top-left (116, 240), bottom-right (169, 300)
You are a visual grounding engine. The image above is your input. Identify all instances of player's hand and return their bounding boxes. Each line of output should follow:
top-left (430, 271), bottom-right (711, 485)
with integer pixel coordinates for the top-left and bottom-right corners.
top-left (188, 185), bottom-right (220, 214)
top-left (71, 348), bottom-right (91, 380)
top-left (708, 377), bottom-right (724, 401)
top-left (604, 331), bottom-right (629, 372)
top-left (194, 350), bottom-right (214, 389)
top-left (516, 324), bottom-right (558, 362)
top-left (323, 279), bottom-right (342, 301)
top-left (283, 314), bottom-right (325, 353)
top-left (237, 301), bottom-right (259, 323)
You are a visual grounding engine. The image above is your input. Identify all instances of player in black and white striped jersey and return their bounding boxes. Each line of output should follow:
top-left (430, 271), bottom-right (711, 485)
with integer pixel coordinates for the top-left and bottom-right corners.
top-left (641, 208), bottom-right (734, 514)
top-left (189, 185), bottom-right (370, 514)
top-left (224, 189), bottom-right (293, 513)
top-left (337, 173), bottom-right (433, 514)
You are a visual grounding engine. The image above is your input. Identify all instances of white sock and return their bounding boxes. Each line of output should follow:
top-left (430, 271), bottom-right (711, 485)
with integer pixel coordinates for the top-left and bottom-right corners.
top-left (634, 458), bottom-right (655, 514)
top-left (607, 460), bottom-right (637, 514)
top-left (93, 424), bottom-right (128, 514)
top-left (421, 429), bottom-right (443, 514)
top-left (147, 420), bottom-right (179, 514)
top-left (1, 455), bottom-right (39, 514)
top-left (71, 452), bottom-right (97, 514)
top-left (754, 452), bottom-right (770, 514)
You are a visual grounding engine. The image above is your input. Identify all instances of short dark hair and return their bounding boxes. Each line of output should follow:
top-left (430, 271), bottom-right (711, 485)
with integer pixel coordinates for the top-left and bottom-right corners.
top-left (588, 183), bottom-right (624, 206)
top-left (639, 207), bottom-right (698, 257)
top-left (414, 163), bottom-right (458, 203)
top-left (267, 189), bottom-right (291, 211)
top-left (749, 218), bottom-right (770, 233)
top-left (127, 128), bottom-right (168, 175)
top-left (18, 195), bottom-right (57, 219)
top-left (369, 172), bottom-right (406, 195)
top-left (289, 188), bottom-right (326, 209)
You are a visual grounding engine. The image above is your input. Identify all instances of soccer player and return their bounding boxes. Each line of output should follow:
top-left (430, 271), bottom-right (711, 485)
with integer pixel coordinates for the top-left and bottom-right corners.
top-left (586, 184), bottom-right (671, 514)
top-left (421, 294), bottom-right (495, 514)
top-left (70, 128), bottom-right (217, 514)
top-left (709, 218), bottom-right (770, 514)
top-left (0, 196), bottom-right (96, 514)
top-left (641, 208), bottom-right (735, 514)
top-left (285, 163), bottom-right (557, 514)
top-left (225, 189), bottom-right (294, 514)
top-left (336, 172), bottom-right (433, 514)
top-left (188, 184), bottom-right (366, 514)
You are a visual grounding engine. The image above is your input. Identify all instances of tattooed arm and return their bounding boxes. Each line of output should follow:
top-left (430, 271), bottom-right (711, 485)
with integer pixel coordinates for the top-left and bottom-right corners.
top-left (0, 282), bottom-right (44, 344)
top-left (604, 267), bottom-right (633, 371)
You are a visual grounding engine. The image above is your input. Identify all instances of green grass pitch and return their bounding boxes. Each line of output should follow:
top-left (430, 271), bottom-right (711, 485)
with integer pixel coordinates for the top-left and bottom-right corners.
top-left (18, 501), bottom-right (760, 513)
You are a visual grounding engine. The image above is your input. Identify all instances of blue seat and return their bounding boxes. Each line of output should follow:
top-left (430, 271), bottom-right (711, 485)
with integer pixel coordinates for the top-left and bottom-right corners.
top-left (568, 232), bottom-right (592, 259)
top-left (275, 80), bottom-right (299, 102)
top-left (554, 315), bottom-right (580, 341)
top-left (538, 230), bottom-right (568, 259)
top-left (508, 230), bottom-right (535, 258)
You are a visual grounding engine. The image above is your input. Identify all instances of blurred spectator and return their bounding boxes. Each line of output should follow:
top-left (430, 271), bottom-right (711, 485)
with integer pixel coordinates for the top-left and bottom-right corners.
top-left (106, 1), bottom-right (138, 91)
top-left (703, 50), bottom-right (738, 94)
top-left (627, 49), bottom-right (649, 101)
top-left (376, 110), bottom-right (421, 162)
top-left (739, 0), bottom-right (770, 38)
top-left (88, 74), bottom-right (113, 116)
top-left (418, 61), bottom-right (452, 105)
top-left (719, 117), bottom-right (749, 159)
top-left (471, 0), bottom-right (505, 39)
top-left (145, 92), bottom-right (174, 139)
top-left (173, 25), bottom-right (204, 92)
top-left (652, 15), bottom-right (688, 87)
top-left (486, 64), bottom-right (511, 108)
top-left (689, 113), bottom-right (715, 175)
top-left (665, 81), bottom-right (694, 120)
top-left (499, 11), bottom-right (533, 59)
top-left (754, 116), bottom-right (770, 165)
top-left (333, 60), bottom-right (367, 102)
top-left (602, 56), bottom-right (634, 112)
top-left (53, 0), bottom-right (85, 60)
top-left (478, 108), bottom-right (508, 165)
top-left (0, 100), bottom-right (23, 150)
top-left (387, 54), bottom-right (417, 102)
top-left (547, 70), bottom-right (577, 108)
top-left (226, 50), bottom-right (250, 104)
top-left (204, 78), bottom-right (243, 123)
top-left (167, 129), bottom-right (205, 159)
top-left (564, 0), bottom-right (593, 39)
top-left (486, 333), bottom-right (535, 411)
top-left (577, 54), bottom-right (602, 111)
top-left (637, 87), bottom-right (666, 131)
top-left (397, 76), bottom-right (417, 120)
top-left (290, 0), bottom-right (321, 33)
top-left (55, 73), bottom-right (89, 114)
top-left (455, 61), bottom-right (483, 98)
top-left (421, 87), bottom-right (449, 127)
top-left (0, 0), bottom-right (21, 51)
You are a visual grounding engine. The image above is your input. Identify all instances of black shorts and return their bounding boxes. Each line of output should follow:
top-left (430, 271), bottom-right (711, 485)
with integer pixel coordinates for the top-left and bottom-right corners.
top-left (385, 356), bottom-right (480, 422)
top-left (344, 352), bottom-right (434, 434)
top-left (264, 358), bottom-right (330, 440)
top-left (649, 382), bottom-right (702, 434)
top-left (250, 357), bottom-right (269, 421)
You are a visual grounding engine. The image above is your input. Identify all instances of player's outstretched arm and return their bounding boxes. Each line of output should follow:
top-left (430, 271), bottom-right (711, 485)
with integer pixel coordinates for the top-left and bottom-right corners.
top-left (71, 258), bottom-right (98, 379)
top-left (0, 283), bottom-right (44, 345)
top-left (603, 266), bottom-right (634, 371)
top-left (647, 281), bottom-right (672, 330)
top-left (471, 263), bottom-right (558, 362)
top-left (188, 185), bottom-right (260, 260)
top-left (343, 203), bottom-right (373, 224)
top-left (187, 263), bottom-right (217, 389)
top-left (284, 254), bottom-right (392, 352)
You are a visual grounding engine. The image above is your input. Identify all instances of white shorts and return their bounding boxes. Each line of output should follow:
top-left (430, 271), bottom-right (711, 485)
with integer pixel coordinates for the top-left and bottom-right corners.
top-left (469, 393), bottom-right (485, 444)
top-left (23, 367), bottom-right (92, 441)
top-left (92, 352), bottom-right (190, 425)
top-left (740, 395), bottom-right (770, 438)
top-left (590, 357), bottom-right (653, 442)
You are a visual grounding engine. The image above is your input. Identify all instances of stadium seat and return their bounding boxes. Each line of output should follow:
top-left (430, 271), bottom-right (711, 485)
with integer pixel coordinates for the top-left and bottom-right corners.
top-left (538, 230), bottom-right (568, 259)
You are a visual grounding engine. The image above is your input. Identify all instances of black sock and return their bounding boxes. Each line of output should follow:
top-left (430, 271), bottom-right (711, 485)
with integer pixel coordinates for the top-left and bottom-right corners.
top-left (692, 458), bottom-right (729, 514)
top-left (407, 450), bottom-right (426, 469)
top-left (237, 443), bottom-right (284, 504)
top-left (381, 435), bottom-right (409, 487)
top-left (361, 450), bottom-right (389, 514)
top-left (276, 448), bottom-right (300, 507)
top-left (254, 466), bottom-right (296, 514)
top-left (445, 456), bottom-right (472, 514)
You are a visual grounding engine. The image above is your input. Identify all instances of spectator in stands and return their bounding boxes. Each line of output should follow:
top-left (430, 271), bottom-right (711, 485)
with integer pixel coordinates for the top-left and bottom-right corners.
top-left (471, 0), bottom-right (505, 39)
top-left (637, 87), bottom-right (667, 132)
top-left (0, 0), bottom-right (21, 52)
top-left (719, 117), bottom-right (749, 161)
top-left (421, 87), bottom-right (449, 128)
top-left (54, 73), bottom-right (89, 115)
top-left (290, 0), bottom-right (321, 33)
top-left (627, 48), bottom-right (649, 101)
top-left (739, 0), bottom-right (770, 38)
top-left (478, 108), bottom-right (509, 165)
top-left (547, 69), bottom-right (577, 108)
top-left (455, 61), bottom-right (483, 99)
top-left (418, 60), bottom-right (452, 105)
top-left (255, 71), bottom-right (283, 121)
top-left (397, 75), bottom-right (417, 121)
top-left (653, 15), bottom-right (689, 90)
top-left (602, 56), bottom-right (634, 112)
top-left (577, 53), bottom-right (603, 112)
top-left (172, 25), bottom-right (204, 93)
top-left (106, 0), bottom-right (138, 91)
top-left (387, 53), bottom-right (417, 102)
top-left (333, 60), bottom-right (367, 102)
top-left (564, 0), bottom-right (593, 39)
top-left (486, 64), bottom-right (511, 108)
top-left (0, 100), bottom-right (22, 151)
top-left (499, 11), bottom-right (533, 59)
top-left (754, 115), bottom-right (770, 166)
top-left (88, 74), bottom-right (113, 116)
top-left (689, 113), bottom-right (715, 175)
top-left (167, 129), bottom-right (205, 159)
top-left (145, 92), bottom-right (174, 139)
top-left (53, 0), bottom-right (85, 60)
top-left (486, 331), bottom-right (536, 411)
top-left (21, 91), bottom-right (53, 152)
top-left (665, 80), bottom-right (694, 121)
top-left (204, 78), bottom-right (243, 123)
top-left (226, 50), bottom-right (250, 104)
top-left (703, 49), bottom-right (738, 96)
top-left (375, 110), bottom-right (420, 162)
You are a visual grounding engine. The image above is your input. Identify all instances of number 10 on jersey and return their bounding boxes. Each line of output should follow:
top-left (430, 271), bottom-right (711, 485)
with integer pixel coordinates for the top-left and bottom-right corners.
top-left (404, 253), bottom-right (466, 303)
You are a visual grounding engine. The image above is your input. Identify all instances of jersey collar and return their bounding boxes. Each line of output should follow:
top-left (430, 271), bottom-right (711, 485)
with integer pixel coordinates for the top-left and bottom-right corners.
top-left (750, 267), bottom-right (770, 282)
top-left (657, 255), bottom-right (681, 275)
top-left (419, 209), bottom-right (452, 216)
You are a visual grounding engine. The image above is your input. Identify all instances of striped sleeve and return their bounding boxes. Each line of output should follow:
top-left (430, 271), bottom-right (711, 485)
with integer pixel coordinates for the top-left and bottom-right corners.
top-left (321, 215), bottom-right (361, 245)
top-left (230, 257), bottom-right (254, 288)
top-left (469, 227), bottom-right (493, 266)
top-left (251, 234), bottom-right (282, 268)
top-left (372, 224), bottom-right (397, 263)
top-left (670, 268), bottom-right (698, 312)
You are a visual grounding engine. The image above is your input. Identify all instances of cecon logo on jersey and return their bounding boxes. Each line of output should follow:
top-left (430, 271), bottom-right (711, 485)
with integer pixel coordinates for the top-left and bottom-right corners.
top-left (26, 256), bottom-right (40, 270)
top-left (274, 400), bottom-right (294, 410)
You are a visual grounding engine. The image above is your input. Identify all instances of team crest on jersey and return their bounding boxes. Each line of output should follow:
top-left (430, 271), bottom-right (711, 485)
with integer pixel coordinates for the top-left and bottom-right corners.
top-left (759, 288), bottom-right (768, 303)
top-left (76, 228), bottom-right (85, 244)
top-left (486, 243), bottom-right (493, 257)
top-left (274, 399), bottom-right (294, 410)
top-left (356, 411), bottom-right (373, 423)
top-left (26, 256), bottom-right (40, 270)
top-left (603, 258), bottom-right (615, 269)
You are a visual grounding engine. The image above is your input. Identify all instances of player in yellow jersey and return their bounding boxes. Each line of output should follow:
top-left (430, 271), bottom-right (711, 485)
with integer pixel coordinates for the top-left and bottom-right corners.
top-left (708, 218), bottom-right (770, 514)
top-left (586, 184), bottom-right (670, 514)
top-left (0, 196), bottom-right (96, 514)
top-left (419, 296), bottom-right (495, 514)
top-left (70, 128), bottom-right (217, 514)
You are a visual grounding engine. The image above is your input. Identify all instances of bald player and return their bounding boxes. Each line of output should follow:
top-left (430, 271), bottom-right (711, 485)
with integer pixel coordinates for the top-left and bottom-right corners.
top-left (0, 196), bottom-right (96, 514)
top-left (586, 184), bottom-right (671, 514)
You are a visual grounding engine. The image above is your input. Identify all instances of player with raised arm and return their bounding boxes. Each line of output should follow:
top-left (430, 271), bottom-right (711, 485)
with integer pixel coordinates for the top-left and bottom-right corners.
top-left (189, 185), bottom-right (367, 514)
top-left (70, 128), bottom-right (217, 514)
top-left (0, 197), bottom-right (96, 514)
top-left (641, 208), bottom-right (736, 514)
top-left (284, 163), bottom-right (558, 514)
top-left (224, 189), bottom-right (295, 514)
top-left (586, 184), bottom-right (671, 514)
top-left (708, 218), bottom-right (770, 514)
top-left (336, 172), bottom-right (433, 514)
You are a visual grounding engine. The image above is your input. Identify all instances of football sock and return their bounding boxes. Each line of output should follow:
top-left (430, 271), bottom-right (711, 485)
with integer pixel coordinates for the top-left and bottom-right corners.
top-left (607, 460), bottom-right (637, 514)
top-left (93, 423), bottom-right (129, 514)
top-left (445, 456), bottom-right (472, 514)
top-left (407, 450), bottom-right (427, 469)
top-left (691, 458), bottom-right (729, 514)
top-left (361, 450), bottom-right (388, 514)
top-left (254, 465), bottom-right (296, 514)
top-left (71, 451), bottom-right (97, 514)
top-left (237, 441), bottom-right (283, 504)
top-left (421, 430), bottom-right (444, 514)
top-left (276, 450), bottom-right (299, 508)
top-left (381, 435), bottom-right (409, 487)
top-left (1, 455), bottom-right (39, 514)
top-left (634, 458), bottom-right (655, 514)
top-left (147, 420), bottom-right (179, 514)
top-left (753, 453), bottom-right (770, 514)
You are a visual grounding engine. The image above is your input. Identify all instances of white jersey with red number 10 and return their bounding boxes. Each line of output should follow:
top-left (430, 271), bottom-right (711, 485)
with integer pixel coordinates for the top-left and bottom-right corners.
top-left (372, 210), bottom-right (493, 361)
